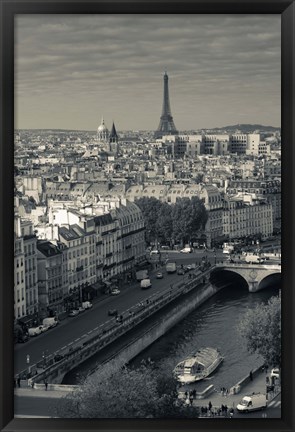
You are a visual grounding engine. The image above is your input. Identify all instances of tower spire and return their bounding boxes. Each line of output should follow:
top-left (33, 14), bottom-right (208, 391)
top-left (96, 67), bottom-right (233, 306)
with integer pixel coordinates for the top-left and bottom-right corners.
top-left (154, 72), bottom-right (178, 138)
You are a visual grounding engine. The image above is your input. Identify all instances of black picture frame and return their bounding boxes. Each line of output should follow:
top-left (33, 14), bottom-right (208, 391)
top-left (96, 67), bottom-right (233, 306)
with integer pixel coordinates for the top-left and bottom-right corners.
top-left (1, 1), bottom-right (294, 431)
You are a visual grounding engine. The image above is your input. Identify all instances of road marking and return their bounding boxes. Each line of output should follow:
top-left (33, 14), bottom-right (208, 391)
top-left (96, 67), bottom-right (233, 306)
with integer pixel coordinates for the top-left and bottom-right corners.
top-left (81, 334), bottom-right (87, 338)
top-left (75, 338), bottom-right (80, 342)
top-left (60, 346), bottom-right (66, 350)
top-left (88, 330), bottom-right (92, 334)
top-left (268, 400), bottom-right (281, 408)
top-left (68, 342), bottom-right (73, 346)
top-left (94, 327), bottom-right (98, 331)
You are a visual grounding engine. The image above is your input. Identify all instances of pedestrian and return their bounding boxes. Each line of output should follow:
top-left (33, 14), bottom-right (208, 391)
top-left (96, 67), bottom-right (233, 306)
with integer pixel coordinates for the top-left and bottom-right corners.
top-left (208, 401), bottom-right (212, 412)
top-left (266, 376), bottom-right (270, 385)
top-left (184, 391), bottom-right (188, 398)
top-left (192, 389), bottom-right (196, 398)
top-left (45, 380), bottom-right (48, 391)
top-left (249, 370), bottom-right (253, 381)
top-left (17, 377), bottom-right (21, 388)
top-left (31, 381), bottom-right (34, 389)
top-left (189, 394), bottom-right (194, 405)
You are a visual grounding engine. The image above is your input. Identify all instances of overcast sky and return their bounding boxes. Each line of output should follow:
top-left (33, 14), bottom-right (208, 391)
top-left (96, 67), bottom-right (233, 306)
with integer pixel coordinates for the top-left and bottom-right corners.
top-left (15, 14), bottom-right (281, 131)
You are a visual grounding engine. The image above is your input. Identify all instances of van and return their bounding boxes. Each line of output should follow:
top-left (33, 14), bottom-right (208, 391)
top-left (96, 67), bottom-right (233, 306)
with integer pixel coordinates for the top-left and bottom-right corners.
top-left (236, 393), bottom-right (267, 412)
top-left (28, 327), bottom-right (42, 337)
top-left (140, 279), bottom-right (152, 289)
top-left (43, 317), bottom-right (58, 329)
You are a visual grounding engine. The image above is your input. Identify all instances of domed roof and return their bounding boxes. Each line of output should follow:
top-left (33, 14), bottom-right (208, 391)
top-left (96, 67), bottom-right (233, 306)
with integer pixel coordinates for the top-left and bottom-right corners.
top-left (97, 117), bottom-right (109, 133)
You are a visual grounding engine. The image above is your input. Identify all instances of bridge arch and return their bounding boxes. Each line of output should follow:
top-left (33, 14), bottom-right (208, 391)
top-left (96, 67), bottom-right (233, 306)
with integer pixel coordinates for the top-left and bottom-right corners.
top-left (258, 272), bottom-right (281, 291)
top-left (212, 263), bottom-right (281, 292)
top-left (209, 268), bottom-right (249, 291)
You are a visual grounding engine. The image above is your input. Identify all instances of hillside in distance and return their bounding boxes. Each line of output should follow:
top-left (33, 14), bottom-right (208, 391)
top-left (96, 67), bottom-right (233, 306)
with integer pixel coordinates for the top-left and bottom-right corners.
top-left (209, 124), bottom-right (280, 133)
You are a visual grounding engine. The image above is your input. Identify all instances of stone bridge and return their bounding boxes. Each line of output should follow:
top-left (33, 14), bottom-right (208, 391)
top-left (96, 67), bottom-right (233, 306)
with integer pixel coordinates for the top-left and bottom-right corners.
top-left (213, 263), bottom-right (281, 292)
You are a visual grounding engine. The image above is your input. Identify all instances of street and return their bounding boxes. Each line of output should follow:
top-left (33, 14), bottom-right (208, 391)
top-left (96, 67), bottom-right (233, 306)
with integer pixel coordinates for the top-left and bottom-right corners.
top-left (15, 248), bottom-right (279, 376)
top-left (15, 250), bottom-right (213, 375)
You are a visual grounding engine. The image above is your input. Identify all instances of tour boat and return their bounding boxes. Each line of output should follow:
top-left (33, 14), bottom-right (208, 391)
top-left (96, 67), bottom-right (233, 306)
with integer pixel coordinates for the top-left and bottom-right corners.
top-left (173, 347), bottom-right (224, 384)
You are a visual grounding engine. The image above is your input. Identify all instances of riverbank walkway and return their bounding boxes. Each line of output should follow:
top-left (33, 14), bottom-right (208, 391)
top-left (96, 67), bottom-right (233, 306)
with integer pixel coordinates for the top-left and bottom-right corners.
top-left (15, 368), bottom-right (280, 409)
top-left (179, 368), bottom-right (281, 412)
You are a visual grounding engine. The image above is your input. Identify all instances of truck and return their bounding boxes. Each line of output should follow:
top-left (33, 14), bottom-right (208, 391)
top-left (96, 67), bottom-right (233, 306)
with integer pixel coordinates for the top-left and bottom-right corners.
top-left (244, 254), bottom-right (265, 264)
top-left (42, 317), bottom-right (58, 329)
top-left (236, 393), bottom-right (267, 412)
top-left (166, 261), bottom-right (177, 273)
top-left (136, 269), bottom-right (149, 281)
top-left (82, 301), bottom-right (93, 309)
top-left (140, 278), bottom-right (152, 289)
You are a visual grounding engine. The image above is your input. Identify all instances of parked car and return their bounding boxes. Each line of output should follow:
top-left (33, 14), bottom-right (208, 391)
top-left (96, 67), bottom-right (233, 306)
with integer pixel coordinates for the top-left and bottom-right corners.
top-left (108, 309), bottom-right (118, 316)
top-left (68, 309), bottom-right (79, 317)
top-left (186, 264), bottom-right (192, 271)
top-left (18, 333), bottom-right (29, 343)
top-left (28, 327), bottom-right (42, 337)
top-left (39, 325), bottom-right (48, 333)
top-left (156, 272), bottom-right (163, 279)
top-left (78, 306), bottom-right (86, 313)
top-left (111, 288), bottom-right (120, 295)
top-left (177, 268), bottom-right (185, 275)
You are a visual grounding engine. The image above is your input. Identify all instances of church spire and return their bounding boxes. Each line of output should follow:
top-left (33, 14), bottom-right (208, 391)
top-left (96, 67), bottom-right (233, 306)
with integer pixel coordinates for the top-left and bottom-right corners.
top-left (109, 121), bottom-right (118, 143)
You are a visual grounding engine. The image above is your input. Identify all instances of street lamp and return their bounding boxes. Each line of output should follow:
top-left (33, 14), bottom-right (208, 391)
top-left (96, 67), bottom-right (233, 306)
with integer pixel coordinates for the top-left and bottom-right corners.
top-left (42, 351), bottom-right (47, 369)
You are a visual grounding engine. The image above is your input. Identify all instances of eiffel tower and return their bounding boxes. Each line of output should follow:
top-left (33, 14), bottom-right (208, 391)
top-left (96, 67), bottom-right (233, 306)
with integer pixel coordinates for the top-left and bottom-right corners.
top-left (154, 72), bottom-right (178, 138)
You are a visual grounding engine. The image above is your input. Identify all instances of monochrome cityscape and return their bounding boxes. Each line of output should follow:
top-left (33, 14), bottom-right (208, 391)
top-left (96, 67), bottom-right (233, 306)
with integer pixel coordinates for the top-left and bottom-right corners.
top-left (14, 15), bottom-right (281, 419)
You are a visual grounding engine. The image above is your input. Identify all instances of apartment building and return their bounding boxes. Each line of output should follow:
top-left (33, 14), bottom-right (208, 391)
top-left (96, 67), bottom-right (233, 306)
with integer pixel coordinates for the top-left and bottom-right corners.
top-left (37, 240), bottom-right (65, 317)
top-left (223, 195), bottom-right (273, 240)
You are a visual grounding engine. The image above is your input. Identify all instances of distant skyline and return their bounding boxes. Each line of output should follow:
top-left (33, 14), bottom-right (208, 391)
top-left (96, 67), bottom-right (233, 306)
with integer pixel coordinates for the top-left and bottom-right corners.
top-left (15, 15), bottom-right (281, 131)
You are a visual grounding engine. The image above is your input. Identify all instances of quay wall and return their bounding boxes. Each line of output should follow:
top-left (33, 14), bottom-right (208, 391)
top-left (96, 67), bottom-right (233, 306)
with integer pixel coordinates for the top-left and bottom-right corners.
top-left (89, 282), bottom-right (223, 380)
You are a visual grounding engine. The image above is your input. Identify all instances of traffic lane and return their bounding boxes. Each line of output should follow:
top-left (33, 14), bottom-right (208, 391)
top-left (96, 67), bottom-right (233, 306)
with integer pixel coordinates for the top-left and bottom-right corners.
top-left (14, 266), bottom-right (194, 373)
top-left (15, 287), bottom-right (147, 373)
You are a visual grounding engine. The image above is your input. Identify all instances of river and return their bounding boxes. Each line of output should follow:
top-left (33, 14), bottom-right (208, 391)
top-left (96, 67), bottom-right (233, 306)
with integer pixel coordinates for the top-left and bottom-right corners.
top-left (66, 281), bottom-right (280, 388)
top-left (129, 282), bottom-right (280, 391)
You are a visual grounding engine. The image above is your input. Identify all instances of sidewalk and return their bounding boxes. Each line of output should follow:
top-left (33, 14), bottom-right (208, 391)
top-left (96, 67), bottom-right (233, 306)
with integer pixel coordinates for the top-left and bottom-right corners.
top-left (14, 386), bottom-right (77, 399)
top-left (179, 369), bottom-right (281, 411)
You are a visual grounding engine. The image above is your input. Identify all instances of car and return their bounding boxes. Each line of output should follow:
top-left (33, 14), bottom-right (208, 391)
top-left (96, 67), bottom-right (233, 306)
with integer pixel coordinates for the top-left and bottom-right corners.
top-left (177, 268), bottom-right (185, 275)
top-left (186, 264), bottom-right (192, 271)
top-left (150, 250), bottom-right (160, 255)
top-left (110, 288), bottom-right (120, 295)
top-left (54, 354), bottom-right (64, 362)
top-left (156, 272), bottom-right (163, 279)
top-left (180, 247), bottom-right (192, 253)
top-left (270, 368), bottom-right (280, 379)
top-left (78, 306), bottom-right (86, 313)
top-left (38, 325), bottom-right (48, 333)
top-left (18, 334), bottom-right (29, 343)
top-left (68, 309), bottom-right (79, 317)
top-left (108, 309), bottom-right (118, 316)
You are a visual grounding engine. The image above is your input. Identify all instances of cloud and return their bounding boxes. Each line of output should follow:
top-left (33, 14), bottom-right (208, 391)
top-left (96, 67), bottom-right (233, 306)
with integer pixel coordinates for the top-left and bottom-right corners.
top-left (15, 14), bottom-right (281, 130)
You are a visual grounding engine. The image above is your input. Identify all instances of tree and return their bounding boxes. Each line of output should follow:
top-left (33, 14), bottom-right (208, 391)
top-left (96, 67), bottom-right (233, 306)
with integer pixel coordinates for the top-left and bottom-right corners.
top-left (135, 197), bottom-right (164, 244)
top-left (237, 294), bottom-right (281, 367)
top-left (136, 196), bottom-right (207, 247)
top-left (53, 362), bottom-right (199, 418)
top-left (171, 197), bottom-right (208, 245)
